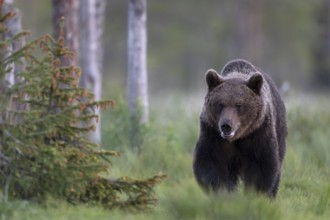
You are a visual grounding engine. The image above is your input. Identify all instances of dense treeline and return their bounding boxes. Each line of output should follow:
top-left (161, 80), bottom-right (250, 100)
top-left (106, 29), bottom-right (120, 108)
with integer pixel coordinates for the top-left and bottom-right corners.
top-left (15, 0), bottom-right (329, 93)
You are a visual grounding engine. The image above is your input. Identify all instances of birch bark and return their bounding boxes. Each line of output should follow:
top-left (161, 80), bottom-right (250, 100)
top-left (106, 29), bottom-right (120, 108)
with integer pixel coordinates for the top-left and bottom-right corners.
top-left (127, 0), bottom-right (149, 123)
top-left (79, 0), bottom-right (105, 144)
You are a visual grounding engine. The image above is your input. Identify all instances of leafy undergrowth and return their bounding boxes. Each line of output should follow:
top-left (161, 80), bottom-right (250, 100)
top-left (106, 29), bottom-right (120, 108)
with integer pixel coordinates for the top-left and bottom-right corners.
top-left (1, 94), bottom-right (330, 220)
top-left (0, 6), bottom-right (164, 213)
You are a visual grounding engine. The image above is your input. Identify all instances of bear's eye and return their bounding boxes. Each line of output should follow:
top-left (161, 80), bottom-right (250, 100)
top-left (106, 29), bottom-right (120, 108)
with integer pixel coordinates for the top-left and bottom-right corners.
top-left (217, 104), bottom-right (224, 112)
top-left (235, 104), bottom-right (242, 111)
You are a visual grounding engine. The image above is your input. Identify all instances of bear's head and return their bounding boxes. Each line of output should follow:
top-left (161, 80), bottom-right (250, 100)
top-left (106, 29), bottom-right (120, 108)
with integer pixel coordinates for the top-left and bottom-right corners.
top-left (204, 69), bottom-right (264, 142)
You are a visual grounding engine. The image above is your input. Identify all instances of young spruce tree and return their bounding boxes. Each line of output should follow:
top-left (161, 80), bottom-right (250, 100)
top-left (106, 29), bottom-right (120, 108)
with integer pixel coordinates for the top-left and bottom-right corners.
top-left (0, 2), bottom-right (165, 210)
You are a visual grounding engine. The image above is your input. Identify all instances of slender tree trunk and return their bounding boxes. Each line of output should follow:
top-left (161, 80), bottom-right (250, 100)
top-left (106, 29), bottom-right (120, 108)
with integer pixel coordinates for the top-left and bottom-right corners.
top-left (1, 0), bottom-right (25, 124)
top-left (127, 0), bottom-right (148, 123)
top-left (2, 0), bottom-right (20, 87)
top-left (51, 0), bottom-right (80, 121)
top-left (52, 0), bottom-right (79, 66)
top-left (127, 0), bottom-right (148, 150)
top-left (79, 0), bottom-right (105, 144)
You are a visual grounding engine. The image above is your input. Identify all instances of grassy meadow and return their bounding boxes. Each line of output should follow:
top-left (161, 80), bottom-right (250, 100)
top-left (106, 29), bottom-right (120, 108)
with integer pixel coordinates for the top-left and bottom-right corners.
top-left (1, 93), bottom-right (330, 220)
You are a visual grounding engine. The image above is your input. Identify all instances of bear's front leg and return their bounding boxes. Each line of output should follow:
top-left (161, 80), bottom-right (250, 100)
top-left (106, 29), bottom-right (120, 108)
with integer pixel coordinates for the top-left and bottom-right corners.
top-left (193, 155), bottom-right (228, 192)
top-left (193, 137), bottom-right (239, 192)
top-left (241, 142), bottom-right (280, 198)
top-left (193, 162), bottom-right (224, 192)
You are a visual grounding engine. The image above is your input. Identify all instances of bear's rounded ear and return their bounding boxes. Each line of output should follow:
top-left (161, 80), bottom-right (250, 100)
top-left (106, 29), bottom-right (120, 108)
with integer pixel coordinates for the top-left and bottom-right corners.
top-left (205, 69), bottom-right (224, 90)
top-left (247, 72), bottom-right (263, 94)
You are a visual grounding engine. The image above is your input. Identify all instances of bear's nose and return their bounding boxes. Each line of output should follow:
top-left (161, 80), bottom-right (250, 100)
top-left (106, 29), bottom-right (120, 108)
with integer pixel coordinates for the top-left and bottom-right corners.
top-left (220, 122), bottom-right (232, 133)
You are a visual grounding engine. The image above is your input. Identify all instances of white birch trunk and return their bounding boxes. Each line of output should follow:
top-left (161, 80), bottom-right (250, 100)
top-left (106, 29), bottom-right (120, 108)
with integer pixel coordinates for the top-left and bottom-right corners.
top-left (79, 0), bottom-right (105, 144)
top-left (2, 0), bottom-right (25, 82)
top-left (127, 0), bottom-right (148, 123)
top-left (1, 0), bottom-right (25, 124)
top-left (2, 0), bottom-right (19, 86)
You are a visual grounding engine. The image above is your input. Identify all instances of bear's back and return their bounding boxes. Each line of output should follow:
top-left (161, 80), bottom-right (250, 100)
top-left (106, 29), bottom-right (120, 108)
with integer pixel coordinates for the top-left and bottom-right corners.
top-left (221, 59), bottom-right (258, 76)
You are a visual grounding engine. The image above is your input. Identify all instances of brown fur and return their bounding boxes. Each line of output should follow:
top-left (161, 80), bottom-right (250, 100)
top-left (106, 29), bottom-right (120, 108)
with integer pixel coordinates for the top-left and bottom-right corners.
top-left (193, 59), bottom-right (287, 197)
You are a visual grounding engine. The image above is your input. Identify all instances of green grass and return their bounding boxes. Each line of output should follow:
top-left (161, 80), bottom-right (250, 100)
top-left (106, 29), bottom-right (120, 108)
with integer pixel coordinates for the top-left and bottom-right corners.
top-left (1, 93), bottom-right (330, 220)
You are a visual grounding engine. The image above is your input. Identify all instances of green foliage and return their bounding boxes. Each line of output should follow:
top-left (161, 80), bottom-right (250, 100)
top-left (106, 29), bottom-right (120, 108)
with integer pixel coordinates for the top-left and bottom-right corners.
top-left (82, 175), bottom-right (166, 210)
top-left (0, 5), bottom-right (164, 211)
top-left (99, 94), bottom-right (330, 220)
top-left (1, 94), bottom-right (330, 219)
top-left (101, 97), bottom-right (146, 151)
top-left (287, 95), bottom-right (330, 167)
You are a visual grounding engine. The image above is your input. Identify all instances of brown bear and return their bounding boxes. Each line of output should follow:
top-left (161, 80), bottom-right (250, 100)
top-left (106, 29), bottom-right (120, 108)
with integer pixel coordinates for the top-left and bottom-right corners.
top-left (193, 59), bottom-right (287, 198)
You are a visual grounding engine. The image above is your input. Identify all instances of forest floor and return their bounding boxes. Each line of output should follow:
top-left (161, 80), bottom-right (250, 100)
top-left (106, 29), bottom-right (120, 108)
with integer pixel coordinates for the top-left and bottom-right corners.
top-left (1, 93), bottom-right (330, 220)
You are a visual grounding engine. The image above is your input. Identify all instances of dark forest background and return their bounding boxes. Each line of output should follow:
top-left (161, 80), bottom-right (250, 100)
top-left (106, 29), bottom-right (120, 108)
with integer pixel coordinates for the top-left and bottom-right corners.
top-left (16, 0), bottom-right (330, 96)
